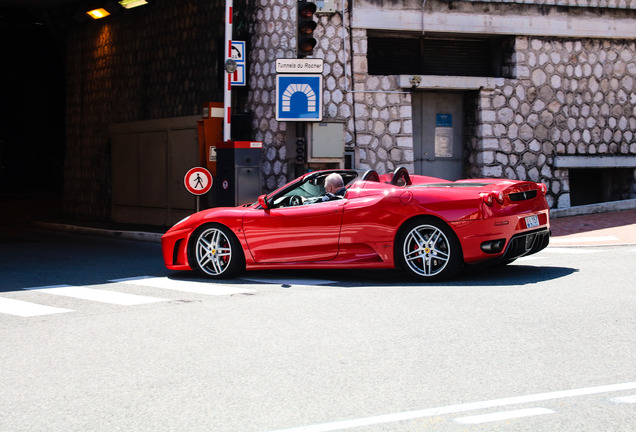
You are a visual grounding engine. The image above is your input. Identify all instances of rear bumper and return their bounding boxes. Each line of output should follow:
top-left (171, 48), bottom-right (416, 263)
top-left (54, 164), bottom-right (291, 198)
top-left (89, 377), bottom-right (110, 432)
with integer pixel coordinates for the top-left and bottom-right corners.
top-left (451, 209), bottom-right (550, 265)
top-left (498, 227), bottom-right (550, 262)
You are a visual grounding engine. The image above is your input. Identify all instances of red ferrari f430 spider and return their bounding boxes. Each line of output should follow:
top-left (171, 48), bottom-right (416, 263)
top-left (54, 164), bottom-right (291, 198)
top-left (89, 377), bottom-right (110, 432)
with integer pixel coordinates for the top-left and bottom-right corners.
top-left (162, 167), bottom-right (550, 281)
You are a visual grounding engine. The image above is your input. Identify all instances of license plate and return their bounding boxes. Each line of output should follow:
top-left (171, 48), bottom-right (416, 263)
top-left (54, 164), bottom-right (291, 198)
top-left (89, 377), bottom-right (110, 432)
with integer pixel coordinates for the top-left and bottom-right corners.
top-left (525, 215), bottom-right (540, 228)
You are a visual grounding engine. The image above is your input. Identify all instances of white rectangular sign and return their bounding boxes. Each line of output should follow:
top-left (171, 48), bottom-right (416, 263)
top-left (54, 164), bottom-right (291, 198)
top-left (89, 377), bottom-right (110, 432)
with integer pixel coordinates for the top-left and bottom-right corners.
top-left (276, 58), bottom-right (324, 74)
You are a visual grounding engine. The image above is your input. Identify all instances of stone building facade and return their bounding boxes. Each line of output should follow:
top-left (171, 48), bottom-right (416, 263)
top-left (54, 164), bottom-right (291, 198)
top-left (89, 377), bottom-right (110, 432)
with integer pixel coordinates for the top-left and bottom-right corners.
top-left (59, 0), bottom-right (636, 222)
top-left (473, 36), bottom-right (636, 208)
top-left (246, 0), bottom-right (636, 209)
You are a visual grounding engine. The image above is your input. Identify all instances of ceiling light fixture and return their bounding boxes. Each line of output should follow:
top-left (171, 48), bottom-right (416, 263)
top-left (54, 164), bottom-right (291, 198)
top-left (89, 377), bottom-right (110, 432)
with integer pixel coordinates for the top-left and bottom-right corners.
top-left (86, 8), bottom-right (111, 19)
top-left (118, 0), bottom-right (149, 8)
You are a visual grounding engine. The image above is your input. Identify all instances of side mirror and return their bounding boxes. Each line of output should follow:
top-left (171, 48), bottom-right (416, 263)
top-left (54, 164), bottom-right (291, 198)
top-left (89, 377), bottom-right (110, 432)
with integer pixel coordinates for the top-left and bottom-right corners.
top-left (258, 194), bottom-right (270, 209)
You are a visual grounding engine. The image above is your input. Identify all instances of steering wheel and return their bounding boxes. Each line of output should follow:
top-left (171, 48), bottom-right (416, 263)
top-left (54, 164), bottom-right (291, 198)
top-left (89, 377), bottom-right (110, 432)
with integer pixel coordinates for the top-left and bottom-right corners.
top-left (288, 195), bottom-right (303, 206)
top-left (390, 166), bottom-right (412, 186)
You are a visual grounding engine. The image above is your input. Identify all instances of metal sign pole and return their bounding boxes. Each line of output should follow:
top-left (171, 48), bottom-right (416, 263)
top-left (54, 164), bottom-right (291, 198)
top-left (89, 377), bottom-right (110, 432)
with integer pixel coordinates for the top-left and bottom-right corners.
top-left (223, 0), bottom-right (233, 142)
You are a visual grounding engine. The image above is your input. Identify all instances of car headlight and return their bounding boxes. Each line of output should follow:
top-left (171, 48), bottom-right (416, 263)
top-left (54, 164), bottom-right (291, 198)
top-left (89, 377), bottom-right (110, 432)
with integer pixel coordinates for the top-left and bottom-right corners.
top-left (173, 215), bottom-right (191, 227)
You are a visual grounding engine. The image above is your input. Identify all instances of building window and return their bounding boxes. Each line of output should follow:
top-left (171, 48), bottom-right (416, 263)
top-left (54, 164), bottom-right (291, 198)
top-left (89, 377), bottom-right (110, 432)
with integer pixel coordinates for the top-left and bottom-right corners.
top-left (367, 31), bottom-right (515, 78)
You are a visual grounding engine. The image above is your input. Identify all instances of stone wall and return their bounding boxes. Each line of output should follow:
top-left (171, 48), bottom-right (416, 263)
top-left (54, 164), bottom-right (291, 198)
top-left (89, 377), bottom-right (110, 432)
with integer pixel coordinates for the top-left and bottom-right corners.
top-left (247, 0), bottom-right (295, 191)
top-left (248, 0), bottom-right (636, 207)
top-left (248, 0), bottom-right (359, 191)
top-left (350, 29), bottom-right (415, 174)
top-left (64, 0), bottom-right (224, 220)
top-left (473, 37), bottom-right (636, 208)
top-left (247, 0), bottom-right (415, 191)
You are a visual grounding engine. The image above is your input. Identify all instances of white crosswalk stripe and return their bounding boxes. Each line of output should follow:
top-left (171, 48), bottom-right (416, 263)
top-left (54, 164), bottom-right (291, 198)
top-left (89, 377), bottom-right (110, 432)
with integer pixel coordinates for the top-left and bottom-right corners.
top-left (0, 276), bottom-right (256, 318)
top-left (0, 297), bottom-right (73, 317)
top-left (23, 284), bottom-right (167, 305)
top-left (112, 276), bottom-right (255, 295)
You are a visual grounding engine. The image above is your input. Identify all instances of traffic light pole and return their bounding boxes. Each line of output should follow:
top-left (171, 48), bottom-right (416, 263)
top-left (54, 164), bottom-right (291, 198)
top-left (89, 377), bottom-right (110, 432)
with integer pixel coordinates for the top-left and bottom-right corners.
top-left (223, 0), bottom-right (233, 142)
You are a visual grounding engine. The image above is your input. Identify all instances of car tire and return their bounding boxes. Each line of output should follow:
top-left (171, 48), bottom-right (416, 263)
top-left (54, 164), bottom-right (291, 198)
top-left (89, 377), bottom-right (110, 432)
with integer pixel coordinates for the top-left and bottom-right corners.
top-left (397, 218), bottom-right (462, 281)
top-left (188, 223), bottom-right (245, 278)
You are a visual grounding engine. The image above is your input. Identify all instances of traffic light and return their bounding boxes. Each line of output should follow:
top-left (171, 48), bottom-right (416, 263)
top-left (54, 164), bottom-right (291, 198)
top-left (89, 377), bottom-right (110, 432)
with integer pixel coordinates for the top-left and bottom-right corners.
top-left (297, 0), bottom-right (317, 58)
top-left (295, 138), bottom-right (306, 164)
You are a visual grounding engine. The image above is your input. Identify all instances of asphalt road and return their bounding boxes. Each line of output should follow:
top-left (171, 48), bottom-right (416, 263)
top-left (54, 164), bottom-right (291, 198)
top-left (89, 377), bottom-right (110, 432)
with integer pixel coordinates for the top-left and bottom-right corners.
top-left (1, 229), bottom-right (635, 431)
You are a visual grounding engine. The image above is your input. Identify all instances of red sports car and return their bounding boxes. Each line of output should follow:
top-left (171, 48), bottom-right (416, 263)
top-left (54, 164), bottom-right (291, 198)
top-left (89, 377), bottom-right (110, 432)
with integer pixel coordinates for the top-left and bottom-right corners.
top-left (161, 167), bottom-right (550, 281)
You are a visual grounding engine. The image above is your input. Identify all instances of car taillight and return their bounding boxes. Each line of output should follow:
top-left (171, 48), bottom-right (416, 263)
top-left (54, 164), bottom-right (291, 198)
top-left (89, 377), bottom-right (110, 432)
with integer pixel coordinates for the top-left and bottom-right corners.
top-left (539, 183), bottom-right (548, 196)
top-left (480, 191), bottom-right (504, 206)
top-left (480, 192), bottom-right (494, 206)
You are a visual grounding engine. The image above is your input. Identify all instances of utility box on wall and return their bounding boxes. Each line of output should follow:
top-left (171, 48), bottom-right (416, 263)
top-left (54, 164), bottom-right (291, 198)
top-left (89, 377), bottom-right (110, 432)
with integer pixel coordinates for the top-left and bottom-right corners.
top-left (216, 141), bottom-right (263, 207)
top-left (309, 122), bottom-right (345, 165)
top-left (198, 102), bottom-right (224, 177)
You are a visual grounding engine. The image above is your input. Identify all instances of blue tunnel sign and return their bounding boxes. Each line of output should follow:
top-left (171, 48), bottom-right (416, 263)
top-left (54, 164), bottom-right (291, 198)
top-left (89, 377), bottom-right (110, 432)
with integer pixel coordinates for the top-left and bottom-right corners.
top-left (276, 74), bottom-right (323, 121)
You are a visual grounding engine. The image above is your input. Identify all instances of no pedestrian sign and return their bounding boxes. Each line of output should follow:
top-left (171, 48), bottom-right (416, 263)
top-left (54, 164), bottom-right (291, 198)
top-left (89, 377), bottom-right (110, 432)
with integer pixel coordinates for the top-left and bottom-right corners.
top-left (184, 167), bottom-right (213, 195)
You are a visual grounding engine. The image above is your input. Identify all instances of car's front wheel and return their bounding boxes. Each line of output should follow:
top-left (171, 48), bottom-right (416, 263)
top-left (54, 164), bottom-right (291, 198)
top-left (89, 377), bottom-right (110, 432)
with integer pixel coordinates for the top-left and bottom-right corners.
top-left (188, 223), bottom-right (245, 278)
top-left (397, 218), bottom-right (462, 281)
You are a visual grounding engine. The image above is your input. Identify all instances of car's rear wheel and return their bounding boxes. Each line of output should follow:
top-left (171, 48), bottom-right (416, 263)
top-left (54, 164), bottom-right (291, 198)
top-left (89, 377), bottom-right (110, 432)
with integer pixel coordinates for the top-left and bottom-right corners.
top-left (188, 223), bottom-right (245, 278)
top-left (397, 218), bottom-right (462, 281)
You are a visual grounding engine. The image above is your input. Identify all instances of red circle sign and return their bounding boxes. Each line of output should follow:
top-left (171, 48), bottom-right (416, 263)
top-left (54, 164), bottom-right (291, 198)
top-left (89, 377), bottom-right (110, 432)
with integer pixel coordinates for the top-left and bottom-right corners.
top-left (184, 167), bottom-right (213, 195)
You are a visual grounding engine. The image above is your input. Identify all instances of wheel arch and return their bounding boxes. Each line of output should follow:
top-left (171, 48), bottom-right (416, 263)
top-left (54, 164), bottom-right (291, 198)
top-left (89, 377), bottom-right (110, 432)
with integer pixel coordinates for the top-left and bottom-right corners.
top-left (393, 214), bottom-right (465, 268)
top-left (186, 221), bottom-right (246, 278)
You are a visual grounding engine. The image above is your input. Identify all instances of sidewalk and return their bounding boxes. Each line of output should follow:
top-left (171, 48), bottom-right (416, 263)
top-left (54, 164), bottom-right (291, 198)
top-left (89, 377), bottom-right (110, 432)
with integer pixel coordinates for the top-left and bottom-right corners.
top-left (549, 208), bottom-right (636, 247)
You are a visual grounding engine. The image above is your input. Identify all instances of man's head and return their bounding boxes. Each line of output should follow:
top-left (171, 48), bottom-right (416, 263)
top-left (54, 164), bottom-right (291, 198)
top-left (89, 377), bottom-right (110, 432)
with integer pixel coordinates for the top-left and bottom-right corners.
top-left (324, 173), bottom-right (344, 194)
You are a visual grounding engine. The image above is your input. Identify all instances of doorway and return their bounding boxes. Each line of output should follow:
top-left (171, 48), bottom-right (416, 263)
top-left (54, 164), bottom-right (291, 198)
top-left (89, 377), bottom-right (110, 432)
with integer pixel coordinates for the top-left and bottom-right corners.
top-left (412, 92), bottom-right (464, 180)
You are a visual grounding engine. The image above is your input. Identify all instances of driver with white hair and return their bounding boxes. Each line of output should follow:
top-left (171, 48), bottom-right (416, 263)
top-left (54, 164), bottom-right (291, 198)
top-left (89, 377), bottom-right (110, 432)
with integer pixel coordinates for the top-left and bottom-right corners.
top-left (322, 173), bottom-right (347, 201)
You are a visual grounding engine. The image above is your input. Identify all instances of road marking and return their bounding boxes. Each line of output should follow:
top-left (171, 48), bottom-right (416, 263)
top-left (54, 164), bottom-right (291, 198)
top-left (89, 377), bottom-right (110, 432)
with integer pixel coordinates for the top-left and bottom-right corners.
top-left (0, 297), bottom-right (73, 317)
top-left (543, 248), bottom-right (609, 254)
top-left (612, 395), bottom-right (636, 404)
top-left (240, 277), bottom-right (336, 286)
top-left (23, 285), bottom-right (167, 305)
top-left (454, 407), bottom-right (554, 424)
top-left (113, 276), bottom-right (255, 295)
top-left (516, 256), bottom-right (544, 262)
top-left (264, 381), bottom-right (636, 432)
top-left (550, 236), bottom-right (618, 243)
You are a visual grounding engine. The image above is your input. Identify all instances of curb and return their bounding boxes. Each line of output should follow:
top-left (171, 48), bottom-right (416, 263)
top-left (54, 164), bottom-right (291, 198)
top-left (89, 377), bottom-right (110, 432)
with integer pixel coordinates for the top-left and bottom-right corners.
top-left (33, 221), bottom-right (164, 243)
top-left (550, 198), bottom-right (636, 219)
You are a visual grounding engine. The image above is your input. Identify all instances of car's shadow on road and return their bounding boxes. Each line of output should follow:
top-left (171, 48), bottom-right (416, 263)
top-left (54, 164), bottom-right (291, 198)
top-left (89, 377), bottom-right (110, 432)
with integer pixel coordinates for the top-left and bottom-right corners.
top-left (170, 263), bottom-right (578, 288)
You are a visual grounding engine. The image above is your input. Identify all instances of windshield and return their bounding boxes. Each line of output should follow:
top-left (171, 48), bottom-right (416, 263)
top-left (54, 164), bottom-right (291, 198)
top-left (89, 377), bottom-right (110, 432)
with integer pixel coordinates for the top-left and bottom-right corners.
top-left (269, 170), bottom-right (359, 208)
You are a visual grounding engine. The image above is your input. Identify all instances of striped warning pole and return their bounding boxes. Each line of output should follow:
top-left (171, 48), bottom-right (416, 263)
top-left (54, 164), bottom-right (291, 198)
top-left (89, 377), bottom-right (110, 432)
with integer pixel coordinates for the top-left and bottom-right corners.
top-left (223, 0), bottom-right (233, 142)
